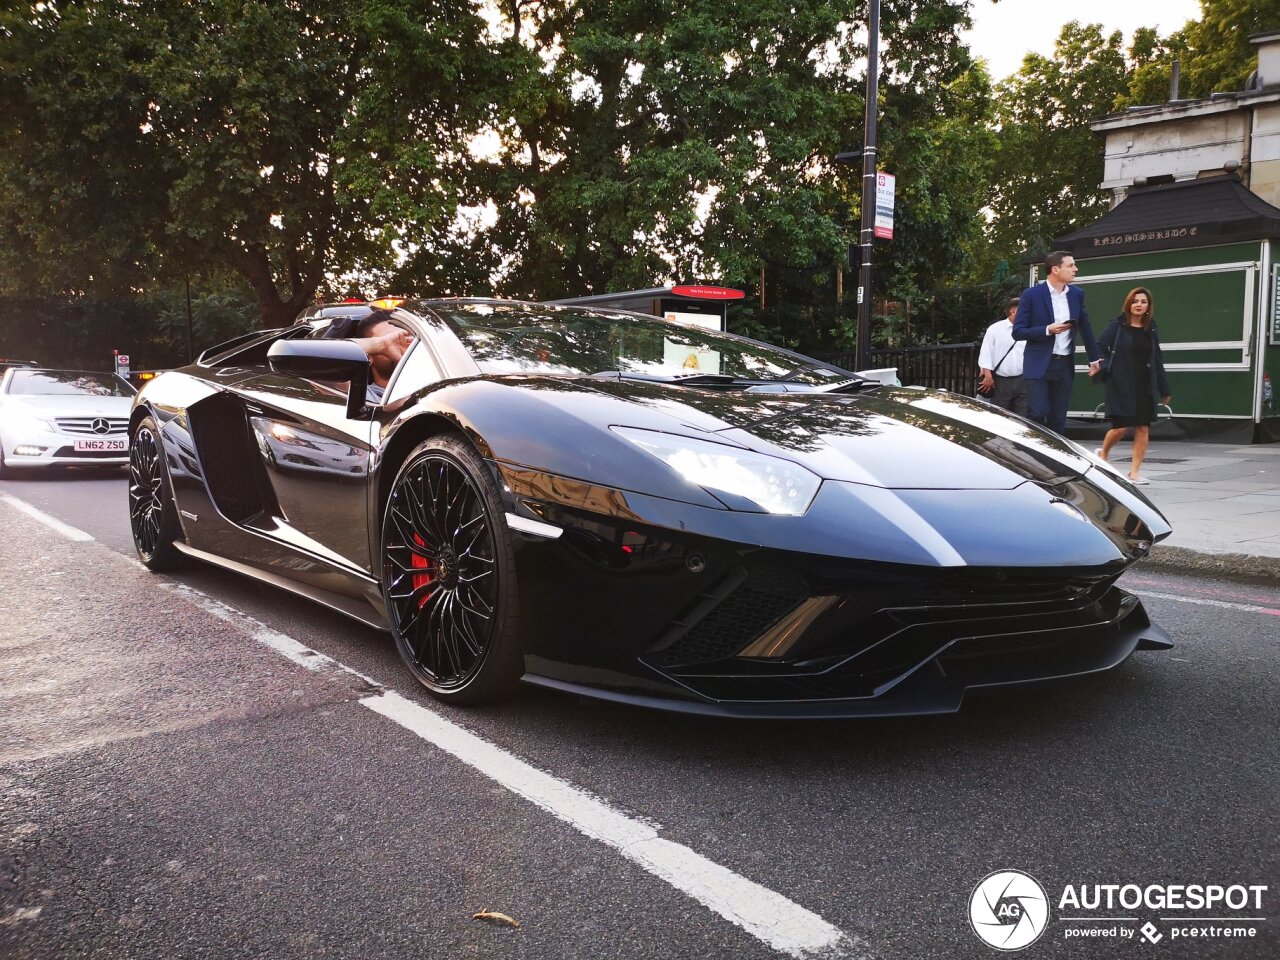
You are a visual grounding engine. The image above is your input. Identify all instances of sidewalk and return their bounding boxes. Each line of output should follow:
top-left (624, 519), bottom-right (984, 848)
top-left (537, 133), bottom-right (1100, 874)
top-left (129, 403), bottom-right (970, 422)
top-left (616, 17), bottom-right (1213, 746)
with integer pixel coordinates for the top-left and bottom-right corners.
top-left (1098, 440), bottom-right (1280, 579)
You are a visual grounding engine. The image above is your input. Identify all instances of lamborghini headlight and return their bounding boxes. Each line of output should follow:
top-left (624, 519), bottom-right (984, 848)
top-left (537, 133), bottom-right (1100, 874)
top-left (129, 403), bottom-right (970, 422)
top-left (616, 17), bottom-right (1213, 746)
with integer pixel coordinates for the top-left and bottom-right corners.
top-left (612, 426), bottom-right (821, 515)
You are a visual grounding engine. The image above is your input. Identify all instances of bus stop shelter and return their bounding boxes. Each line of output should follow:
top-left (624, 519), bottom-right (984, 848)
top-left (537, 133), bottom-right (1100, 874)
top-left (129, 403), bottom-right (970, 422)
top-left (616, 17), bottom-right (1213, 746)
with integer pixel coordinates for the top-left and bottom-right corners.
top-left (547, 285), bottom-right (744, 332)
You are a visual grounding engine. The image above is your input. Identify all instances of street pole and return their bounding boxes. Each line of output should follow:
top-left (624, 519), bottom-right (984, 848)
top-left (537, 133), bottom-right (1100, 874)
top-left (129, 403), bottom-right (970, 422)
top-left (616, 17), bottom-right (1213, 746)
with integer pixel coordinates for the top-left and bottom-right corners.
top-left (184, 274), bottom-right (195, 363)
top-left (855, 0), bottom-right (880, 372)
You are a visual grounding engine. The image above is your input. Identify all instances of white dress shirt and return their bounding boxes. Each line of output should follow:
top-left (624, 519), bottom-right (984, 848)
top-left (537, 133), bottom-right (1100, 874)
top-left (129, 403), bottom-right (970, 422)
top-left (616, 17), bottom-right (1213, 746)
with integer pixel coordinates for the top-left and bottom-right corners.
top-left (1047, 281), bottom-right (1073, 356)
top-left (978, 319), bottom-right (1024, 377)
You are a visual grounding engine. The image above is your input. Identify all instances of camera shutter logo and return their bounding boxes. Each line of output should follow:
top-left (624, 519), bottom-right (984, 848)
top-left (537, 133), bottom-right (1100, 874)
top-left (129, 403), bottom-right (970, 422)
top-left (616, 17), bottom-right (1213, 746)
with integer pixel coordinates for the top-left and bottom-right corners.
top-left (969, 870), bottom-right (1049, 951)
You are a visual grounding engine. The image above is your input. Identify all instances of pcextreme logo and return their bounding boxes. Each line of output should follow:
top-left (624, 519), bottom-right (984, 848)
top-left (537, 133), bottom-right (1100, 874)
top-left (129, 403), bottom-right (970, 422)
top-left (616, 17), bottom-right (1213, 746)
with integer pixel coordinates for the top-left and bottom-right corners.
top-left (968, 872), bottom-right (1269, 950)
top-left (969, 870), bottom-right (1050, 951)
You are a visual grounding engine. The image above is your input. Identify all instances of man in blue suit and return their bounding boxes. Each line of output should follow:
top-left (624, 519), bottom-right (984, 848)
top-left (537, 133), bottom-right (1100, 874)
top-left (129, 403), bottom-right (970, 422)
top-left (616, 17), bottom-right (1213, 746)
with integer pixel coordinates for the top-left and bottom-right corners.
top-left (1012, 250), bottom-right (1101, 434)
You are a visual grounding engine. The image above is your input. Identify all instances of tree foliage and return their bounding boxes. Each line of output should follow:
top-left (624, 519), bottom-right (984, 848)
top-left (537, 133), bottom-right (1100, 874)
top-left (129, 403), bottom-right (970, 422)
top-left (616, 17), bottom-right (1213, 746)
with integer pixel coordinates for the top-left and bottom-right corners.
top-left (0, 288), bottom-right (259, 370)
top-left (985, 23), bottom-right (1131, 268)
top-left (1126, 0), bottom-right (1280, 105)
top-left (447, 0), bottom-right (863, 303)
top-left (0, 0), bottom-right (494, 325)
top-left (1173, 0), bottom-right (1280, 97)
top-left (0, 0), bottom-right (1000, 351)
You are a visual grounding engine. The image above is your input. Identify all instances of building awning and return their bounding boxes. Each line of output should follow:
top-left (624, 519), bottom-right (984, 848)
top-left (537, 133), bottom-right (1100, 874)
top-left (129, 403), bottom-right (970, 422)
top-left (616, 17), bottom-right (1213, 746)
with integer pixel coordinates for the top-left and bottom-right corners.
top-left (1022, 176), bottom-right (1280, 262)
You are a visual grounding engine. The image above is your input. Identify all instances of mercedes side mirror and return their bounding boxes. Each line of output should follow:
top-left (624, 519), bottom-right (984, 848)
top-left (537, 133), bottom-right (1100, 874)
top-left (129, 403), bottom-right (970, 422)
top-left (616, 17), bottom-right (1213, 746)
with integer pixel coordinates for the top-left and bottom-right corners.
top-left (267, 339), bottom-right (371, 419)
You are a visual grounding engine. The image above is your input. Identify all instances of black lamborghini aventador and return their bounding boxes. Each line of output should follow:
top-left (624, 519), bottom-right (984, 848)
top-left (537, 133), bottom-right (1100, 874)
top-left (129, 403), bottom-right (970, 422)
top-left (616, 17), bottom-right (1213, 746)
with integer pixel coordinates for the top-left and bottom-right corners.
top-left (128, 298), bottom-right (1173, 717)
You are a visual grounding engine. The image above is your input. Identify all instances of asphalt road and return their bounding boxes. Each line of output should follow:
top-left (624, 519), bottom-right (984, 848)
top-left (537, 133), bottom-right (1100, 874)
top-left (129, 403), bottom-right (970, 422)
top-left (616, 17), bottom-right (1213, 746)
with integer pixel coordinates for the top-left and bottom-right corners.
top-left (1, 466), bottom-right (1277, 960)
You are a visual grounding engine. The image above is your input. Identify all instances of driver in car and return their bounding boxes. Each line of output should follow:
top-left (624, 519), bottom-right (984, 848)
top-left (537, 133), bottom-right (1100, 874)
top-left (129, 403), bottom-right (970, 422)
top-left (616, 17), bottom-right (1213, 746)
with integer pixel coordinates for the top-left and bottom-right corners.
top-left (326, 310), bottom-right (415, 402)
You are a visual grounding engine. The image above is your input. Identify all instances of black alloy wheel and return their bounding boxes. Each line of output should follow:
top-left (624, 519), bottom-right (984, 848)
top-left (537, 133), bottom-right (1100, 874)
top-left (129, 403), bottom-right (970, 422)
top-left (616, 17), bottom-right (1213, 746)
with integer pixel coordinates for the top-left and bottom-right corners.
top-left (129, 416), bottom-right (184, 570)
top-left (381, 434), bottom-right (523, 704)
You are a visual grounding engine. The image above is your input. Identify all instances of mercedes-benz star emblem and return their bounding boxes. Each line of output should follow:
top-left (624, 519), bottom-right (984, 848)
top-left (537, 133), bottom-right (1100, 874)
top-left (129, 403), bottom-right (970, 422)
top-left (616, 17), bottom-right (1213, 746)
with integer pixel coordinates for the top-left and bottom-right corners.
top-left (91, 417), bottom-right (111, 435)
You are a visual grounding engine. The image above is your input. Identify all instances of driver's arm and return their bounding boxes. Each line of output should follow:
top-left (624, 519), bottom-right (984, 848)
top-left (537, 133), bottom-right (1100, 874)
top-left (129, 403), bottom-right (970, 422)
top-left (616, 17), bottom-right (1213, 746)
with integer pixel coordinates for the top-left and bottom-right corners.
top-left (352, 328), bottom-right (414, 365)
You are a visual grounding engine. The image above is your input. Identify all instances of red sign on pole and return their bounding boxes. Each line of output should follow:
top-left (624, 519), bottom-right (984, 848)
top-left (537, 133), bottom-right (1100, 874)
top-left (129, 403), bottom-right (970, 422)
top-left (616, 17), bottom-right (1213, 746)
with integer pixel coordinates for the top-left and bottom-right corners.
top-left (670, 285), bottom-right (745, 301)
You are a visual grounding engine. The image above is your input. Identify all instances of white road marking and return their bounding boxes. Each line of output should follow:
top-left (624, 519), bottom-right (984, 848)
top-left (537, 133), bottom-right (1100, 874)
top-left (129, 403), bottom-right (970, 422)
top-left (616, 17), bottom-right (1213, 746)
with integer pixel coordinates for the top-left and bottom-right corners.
top-left (0, 906), bottom-right (43, 925)
top-left (8, 491), bottom-right (862, 957)
top-left (364, 690), bottom-right (860, 960)
top-left (161, 581), bottom-right (383, 688)
top-left (0, 494), bottom-right (94, 542)
top-left (1133, 589), bottom-right (1280, 618)
top-left (151, 569), bottom-right (861, 956)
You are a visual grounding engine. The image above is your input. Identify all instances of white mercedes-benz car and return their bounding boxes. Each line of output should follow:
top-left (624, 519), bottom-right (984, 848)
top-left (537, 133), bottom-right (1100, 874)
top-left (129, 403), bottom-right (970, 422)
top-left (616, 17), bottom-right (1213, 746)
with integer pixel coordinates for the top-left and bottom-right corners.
top-left (0, 368), bottom-right (136, 477)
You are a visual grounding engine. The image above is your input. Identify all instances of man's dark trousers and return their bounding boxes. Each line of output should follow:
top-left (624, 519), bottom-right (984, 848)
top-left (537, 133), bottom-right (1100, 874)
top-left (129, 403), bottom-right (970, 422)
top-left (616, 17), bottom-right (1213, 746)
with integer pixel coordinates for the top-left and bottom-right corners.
top-left (990, 374), bottom-right (1028, 417)
top-left (1026, 355), bottom-right (1075, 433)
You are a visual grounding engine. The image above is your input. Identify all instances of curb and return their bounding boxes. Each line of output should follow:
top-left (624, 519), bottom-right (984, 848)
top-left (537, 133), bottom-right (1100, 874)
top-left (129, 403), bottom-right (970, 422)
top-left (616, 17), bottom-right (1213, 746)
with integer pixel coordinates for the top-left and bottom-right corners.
top-left (1137, 545), bottom-right (1280, 584)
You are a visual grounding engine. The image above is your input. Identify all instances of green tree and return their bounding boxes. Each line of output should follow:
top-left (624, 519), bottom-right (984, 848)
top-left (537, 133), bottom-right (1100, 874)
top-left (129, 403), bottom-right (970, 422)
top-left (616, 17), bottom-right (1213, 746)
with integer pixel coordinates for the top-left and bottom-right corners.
top-left (876, 62), bottom-right (997, 305)
top-left (0, 0), bottom-right (495, 325)
top-left (1123, 26), bottom-right (1186, 106)
top-left (1125, 0), bottom-right (1280, 105)
top-left (986, 22), bottom-right (1131, 266)
top-left (2, 0), bottom-right (991, 353)
top-left (1179, 0), bottom-right (1280, 95)
top-left (455, 0), bottom-right (979, 312)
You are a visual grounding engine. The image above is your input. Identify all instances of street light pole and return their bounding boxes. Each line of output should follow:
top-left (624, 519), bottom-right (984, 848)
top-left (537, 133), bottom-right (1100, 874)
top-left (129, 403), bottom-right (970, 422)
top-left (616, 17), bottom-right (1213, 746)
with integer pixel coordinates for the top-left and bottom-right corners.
top-left (855, 0), bottom-right (881, 372)
top-left (184, 274), bottom-right (195, 363)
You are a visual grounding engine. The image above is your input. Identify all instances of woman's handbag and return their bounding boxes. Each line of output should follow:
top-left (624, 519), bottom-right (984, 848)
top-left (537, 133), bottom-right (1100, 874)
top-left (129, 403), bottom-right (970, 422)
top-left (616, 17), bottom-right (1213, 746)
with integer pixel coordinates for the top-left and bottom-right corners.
top-left (1093, 319), bottom-right (1123, 385)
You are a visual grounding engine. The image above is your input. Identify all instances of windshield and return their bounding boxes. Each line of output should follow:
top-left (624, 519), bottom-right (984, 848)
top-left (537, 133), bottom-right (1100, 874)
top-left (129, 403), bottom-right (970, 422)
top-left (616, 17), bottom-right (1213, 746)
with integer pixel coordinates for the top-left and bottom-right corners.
top-left (6, 369), bottom-right (136, 397)
top-left (432, 302), bottom-right (855, 385)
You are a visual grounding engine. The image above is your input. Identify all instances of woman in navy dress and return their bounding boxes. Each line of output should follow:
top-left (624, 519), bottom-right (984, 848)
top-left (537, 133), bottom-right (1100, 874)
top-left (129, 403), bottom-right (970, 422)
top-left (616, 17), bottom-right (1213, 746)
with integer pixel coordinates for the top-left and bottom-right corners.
top-left (1095, 287), bottom-right (1171, 485)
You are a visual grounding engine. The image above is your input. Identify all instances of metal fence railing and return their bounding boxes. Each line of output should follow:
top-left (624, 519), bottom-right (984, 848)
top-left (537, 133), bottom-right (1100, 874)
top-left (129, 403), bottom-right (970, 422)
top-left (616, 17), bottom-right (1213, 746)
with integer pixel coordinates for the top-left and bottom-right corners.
top-left (818, 342), bottom-right (978, 394)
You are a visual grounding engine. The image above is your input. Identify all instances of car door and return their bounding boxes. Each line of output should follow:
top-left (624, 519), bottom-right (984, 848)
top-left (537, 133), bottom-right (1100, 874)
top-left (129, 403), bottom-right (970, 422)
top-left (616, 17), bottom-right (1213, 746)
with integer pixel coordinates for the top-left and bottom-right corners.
top-left (232, 364), bottom-right (379, 575)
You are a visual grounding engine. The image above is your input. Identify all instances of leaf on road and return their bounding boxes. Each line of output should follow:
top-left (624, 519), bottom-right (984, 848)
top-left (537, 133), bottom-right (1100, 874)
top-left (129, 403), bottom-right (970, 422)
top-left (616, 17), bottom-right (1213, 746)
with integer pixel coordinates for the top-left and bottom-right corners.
top-left (472, 910), bottom-right (520, 928)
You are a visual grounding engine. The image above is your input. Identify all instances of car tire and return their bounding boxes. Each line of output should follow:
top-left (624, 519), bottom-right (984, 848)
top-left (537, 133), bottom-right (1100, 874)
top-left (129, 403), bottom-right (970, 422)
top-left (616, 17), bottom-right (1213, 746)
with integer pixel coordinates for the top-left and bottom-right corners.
top-left (128, 415), bottom-right (185, 571)
top-left (381, 434), bottom-right (524, 705)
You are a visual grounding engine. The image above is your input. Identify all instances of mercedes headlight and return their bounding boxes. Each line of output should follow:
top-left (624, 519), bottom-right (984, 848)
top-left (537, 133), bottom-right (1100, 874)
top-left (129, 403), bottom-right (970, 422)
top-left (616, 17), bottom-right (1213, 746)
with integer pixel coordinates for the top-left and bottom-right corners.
top-left (612, 426), bottom-right (821, 516)
top-left (5, 410), bottom-right (55, 434)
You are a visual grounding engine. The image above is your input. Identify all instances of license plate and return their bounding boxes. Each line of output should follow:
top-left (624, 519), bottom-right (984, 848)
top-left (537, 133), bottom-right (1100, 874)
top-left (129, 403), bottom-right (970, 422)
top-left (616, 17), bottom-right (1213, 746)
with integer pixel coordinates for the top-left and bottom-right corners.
top-left (73, 438), bottom-right (127, 452)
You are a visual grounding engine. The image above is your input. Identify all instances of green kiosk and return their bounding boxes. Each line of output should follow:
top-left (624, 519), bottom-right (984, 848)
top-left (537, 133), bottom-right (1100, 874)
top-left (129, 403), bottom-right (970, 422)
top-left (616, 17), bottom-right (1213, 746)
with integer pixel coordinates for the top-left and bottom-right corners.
top-left (1029, 176), bottom-right (1280, 443)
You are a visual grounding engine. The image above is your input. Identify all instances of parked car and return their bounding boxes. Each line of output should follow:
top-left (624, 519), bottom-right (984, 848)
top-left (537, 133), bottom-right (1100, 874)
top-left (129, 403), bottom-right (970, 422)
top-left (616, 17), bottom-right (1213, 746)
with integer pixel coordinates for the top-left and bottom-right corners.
top-left (0, 368), bottom-right (135, 477)
top-left (0, 357), bottom-right (39, 375)
top-left (127, 298), bottom-right (1173, 716)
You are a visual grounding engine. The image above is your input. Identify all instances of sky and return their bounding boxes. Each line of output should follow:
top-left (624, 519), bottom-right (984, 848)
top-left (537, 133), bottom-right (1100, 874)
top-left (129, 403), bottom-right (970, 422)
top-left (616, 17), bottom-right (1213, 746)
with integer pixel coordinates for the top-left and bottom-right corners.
top-left (962, 0), bottom-right (1204, 81)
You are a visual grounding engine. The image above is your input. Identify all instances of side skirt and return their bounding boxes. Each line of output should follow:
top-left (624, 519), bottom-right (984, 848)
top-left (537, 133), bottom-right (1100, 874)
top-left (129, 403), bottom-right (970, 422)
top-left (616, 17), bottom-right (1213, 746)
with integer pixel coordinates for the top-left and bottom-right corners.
top-left (172, 541), bottom-right (390, 631)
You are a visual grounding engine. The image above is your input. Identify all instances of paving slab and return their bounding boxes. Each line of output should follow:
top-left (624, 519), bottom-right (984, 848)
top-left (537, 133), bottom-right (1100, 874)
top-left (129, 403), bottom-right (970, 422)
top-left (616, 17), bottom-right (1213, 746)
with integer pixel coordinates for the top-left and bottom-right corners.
top-left (1109, 441), bottom-right (1280, 578)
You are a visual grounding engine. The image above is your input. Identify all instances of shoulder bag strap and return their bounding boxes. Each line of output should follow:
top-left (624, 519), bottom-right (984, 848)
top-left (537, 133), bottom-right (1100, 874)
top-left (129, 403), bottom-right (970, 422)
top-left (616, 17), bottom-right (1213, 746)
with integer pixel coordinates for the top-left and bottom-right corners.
top-left (991, 341), bottom-right (1017, 376)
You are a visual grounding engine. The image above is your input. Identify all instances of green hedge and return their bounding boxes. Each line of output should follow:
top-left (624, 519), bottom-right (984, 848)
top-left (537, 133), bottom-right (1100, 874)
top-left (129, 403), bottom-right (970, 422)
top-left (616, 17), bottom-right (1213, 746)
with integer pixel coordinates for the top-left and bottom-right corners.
top-left (0, 290), bottom-right (260, 371)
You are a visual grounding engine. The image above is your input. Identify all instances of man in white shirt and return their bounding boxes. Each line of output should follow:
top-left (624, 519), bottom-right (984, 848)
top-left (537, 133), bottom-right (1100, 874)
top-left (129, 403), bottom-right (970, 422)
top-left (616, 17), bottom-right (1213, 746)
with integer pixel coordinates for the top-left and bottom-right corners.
top-left (977, 297), bottom-right (1027, 416)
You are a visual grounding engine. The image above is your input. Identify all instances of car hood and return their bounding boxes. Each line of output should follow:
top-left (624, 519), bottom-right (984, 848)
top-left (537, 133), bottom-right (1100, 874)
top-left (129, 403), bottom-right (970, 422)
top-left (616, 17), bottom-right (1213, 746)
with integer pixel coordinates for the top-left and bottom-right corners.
top-left (448, 376), bottom-right (1171, 562)
top-left (3, 394), bottom-right (133, 417)
top-left (563, 377), bottom-right (1095, 491)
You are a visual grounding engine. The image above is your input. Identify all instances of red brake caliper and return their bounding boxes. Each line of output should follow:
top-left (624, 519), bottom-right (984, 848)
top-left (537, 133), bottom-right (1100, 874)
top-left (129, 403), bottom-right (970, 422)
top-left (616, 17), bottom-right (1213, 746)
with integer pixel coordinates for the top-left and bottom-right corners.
top-left (411, 533), bottom-right (433, 608)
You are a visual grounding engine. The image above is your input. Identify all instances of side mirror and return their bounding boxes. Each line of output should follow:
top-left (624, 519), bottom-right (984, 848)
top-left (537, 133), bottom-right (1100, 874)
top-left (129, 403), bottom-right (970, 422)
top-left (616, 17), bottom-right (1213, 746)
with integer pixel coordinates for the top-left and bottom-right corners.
top-left (268, 339), bottom-right (371, 419)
